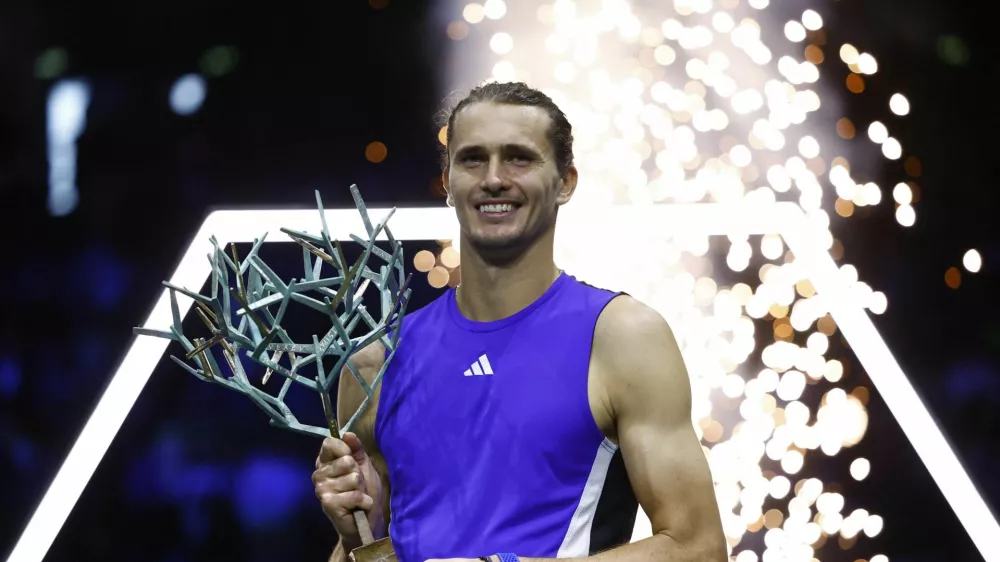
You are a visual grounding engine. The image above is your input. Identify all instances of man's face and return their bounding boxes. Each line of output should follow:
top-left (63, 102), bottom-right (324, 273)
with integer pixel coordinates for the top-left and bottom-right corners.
top-left (445, 102), bottom-right (576, 256)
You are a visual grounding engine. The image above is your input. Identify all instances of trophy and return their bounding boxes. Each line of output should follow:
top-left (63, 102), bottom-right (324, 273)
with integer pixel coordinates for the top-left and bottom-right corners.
top-left (135, 185), bottom-right (410, 562)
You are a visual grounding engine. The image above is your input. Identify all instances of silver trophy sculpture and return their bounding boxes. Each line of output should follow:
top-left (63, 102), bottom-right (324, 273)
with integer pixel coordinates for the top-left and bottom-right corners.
top-left (135, 185), bottom-right (411, 561)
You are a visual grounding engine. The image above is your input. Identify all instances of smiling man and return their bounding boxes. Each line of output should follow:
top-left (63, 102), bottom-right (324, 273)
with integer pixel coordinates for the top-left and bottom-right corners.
top-left (312, 81), bottom-right (727, 562)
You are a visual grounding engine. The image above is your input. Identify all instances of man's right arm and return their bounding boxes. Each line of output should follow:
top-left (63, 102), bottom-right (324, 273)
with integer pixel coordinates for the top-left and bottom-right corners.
top-left (321, 341), bottom-right (393, 562)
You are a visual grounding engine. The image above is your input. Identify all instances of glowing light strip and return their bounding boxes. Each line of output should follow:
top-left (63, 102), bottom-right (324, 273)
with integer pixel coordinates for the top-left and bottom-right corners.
top-left (7, 203), bottom-right (996, 562)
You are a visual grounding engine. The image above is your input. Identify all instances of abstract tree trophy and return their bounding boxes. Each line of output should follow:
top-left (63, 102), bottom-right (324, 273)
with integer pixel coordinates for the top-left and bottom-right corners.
top-left (134, 185), bottom-right (410, 561)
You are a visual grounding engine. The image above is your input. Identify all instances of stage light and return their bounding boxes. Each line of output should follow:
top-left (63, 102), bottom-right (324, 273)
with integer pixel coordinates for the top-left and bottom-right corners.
top-left (46, 79), bottom-right (90, 217)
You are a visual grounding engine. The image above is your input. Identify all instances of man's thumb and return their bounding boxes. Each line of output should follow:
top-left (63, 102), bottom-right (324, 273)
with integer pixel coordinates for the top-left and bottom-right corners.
top-left (342, 432), bottom-right (367, 461)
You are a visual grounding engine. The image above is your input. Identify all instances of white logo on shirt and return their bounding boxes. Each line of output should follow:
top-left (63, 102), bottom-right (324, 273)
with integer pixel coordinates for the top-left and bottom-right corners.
top-left (463, 354), bottom-right (494, 376)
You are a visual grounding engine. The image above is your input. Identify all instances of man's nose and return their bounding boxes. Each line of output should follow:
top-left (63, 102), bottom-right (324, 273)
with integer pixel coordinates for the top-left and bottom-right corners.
top-left (484, 156), bottom-right (505, 188)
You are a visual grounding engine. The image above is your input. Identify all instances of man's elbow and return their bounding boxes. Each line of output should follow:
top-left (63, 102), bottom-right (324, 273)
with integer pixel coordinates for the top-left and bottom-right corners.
top-left (653, 531), bottom-right (728, 562)
top-left (694, 531), bottom-right (729, 562)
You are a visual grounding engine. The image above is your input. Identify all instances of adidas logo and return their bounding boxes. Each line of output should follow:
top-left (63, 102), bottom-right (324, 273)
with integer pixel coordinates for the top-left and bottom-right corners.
top-left (463, 354), bottom-right (494, 376)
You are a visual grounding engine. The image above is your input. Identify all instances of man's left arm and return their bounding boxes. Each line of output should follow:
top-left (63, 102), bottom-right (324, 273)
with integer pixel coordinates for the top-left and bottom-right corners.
top-left (568, 296), bottom-right (728, 562)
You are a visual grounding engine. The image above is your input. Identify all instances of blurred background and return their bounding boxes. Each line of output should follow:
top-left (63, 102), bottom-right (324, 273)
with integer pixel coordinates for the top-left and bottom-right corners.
top-left (1, 0), bottom-right (998, 561)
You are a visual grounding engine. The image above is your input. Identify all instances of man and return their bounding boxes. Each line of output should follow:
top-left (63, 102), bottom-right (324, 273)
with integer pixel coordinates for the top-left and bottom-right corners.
top-left (312, 82), bottom-right (727, 562)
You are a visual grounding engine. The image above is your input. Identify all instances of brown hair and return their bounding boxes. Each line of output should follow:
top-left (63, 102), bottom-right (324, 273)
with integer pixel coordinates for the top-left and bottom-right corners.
top-left (437, 81), bottom-right (575, 177)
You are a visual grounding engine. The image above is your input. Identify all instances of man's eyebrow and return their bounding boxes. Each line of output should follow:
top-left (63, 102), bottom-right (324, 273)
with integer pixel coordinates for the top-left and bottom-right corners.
top-left (503, 143), bottom-right (541, 155)
top-left (453, 145), bottom-right (484, 157)
top-left (454, 143), bottom-right (541, 156)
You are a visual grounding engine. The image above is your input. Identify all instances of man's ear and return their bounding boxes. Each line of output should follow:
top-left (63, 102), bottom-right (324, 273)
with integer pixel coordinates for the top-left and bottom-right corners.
top-left (556, 166), bottom-right (578, 206)
top-left (442, 171), bottom-right (453, 207)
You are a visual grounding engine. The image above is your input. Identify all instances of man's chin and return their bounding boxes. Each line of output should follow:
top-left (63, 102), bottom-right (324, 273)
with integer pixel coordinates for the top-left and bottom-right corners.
top-left (468, 232), bottom-right (521, 249)
top-left (465, 231), bottom-right (530, 261)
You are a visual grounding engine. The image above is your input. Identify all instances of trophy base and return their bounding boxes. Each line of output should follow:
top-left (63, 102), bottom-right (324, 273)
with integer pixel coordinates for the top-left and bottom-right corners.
top-left (349, 537), bottom-right (397, 562)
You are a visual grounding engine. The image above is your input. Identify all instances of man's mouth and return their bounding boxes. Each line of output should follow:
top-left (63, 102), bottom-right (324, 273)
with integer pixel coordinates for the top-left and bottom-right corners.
top-left (476, 203), bottom-right (519, 215)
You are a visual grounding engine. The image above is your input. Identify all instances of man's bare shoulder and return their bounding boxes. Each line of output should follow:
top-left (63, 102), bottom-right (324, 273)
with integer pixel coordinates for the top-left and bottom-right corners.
top-left (594, 294), bottom-right (678, 356)
top-left (337, 340), bottom-right (387, 432)
top-left (593, 295), bottom-right (688, 405)
top-left (351, 339), bottom-right (387, 380)
top-left (597, 295), bottom-right (670, 336)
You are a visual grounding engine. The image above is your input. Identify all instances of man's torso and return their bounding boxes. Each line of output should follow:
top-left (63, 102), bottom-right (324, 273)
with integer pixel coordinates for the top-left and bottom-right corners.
top-left (371, 273), bottom-right (638, 562)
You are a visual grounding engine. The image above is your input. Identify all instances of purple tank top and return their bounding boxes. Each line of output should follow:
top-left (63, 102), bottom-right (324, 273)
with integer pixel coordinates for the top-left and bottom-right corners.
top-left (374, 273), bottom-right (638, 562)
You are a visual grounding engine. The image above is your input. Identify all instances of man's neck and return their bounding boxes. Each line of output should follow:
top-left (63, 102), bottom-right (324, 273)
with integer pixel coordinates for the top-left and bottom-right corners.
top-left (455, 230), bottom-right (561, 323)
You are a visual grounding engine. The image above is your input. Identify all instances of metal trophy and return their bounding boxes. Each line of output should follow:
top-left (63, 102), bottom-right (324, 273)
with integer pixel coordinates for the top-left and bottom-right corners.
top-left (135, 186), bottom-right (411, 562)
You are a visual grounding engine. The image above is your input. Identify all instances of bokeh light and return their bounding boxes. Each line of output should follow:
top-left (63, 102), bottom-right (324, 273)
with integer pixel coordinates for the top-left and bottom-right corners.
top-left (463, 3), bottom-right (485, 24)
top-left (850, 458), bottom-right (871, 481)
top-left (867, 122), bottom-right (888, 144)
top-left (169, 73), bottom-right (207, 116)
top-left (889, 94), bottom-right (910, 116)
top-left (438, 1), bottom-right (927, 558)
top-left (945, 266), bottom-right (962, 289)
top-left (365, 141), bottom-right (388, 163)
top-left (846, 73), bottom-right (865, 94)
top-left (836, 118), bottom-right (855, 139)
top-left (448, 21), bottom-right (470, 41)
top-left (490, 32), bottom-right (514, 54)
top-left (896, 204), bottom-right (916, 227)
top-left (962, 249), bottom-right (982, 273)
top-left (413, 250), bottom-right (436, 272)
top-left (427, 266), bottom-right (450, 288)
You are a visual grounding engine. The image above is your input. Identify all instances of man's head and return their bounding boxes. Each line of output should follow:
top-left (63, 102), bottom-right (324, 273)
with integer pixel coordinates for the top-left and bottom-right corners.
top-left (440, 82), bottom-right (578, 261)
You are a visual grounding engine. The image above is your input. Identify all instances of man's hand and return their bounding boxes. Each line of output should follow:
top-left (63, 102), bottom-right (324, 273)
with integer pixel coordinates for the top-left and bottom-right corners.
top-left (313, 432), bottom-right (384, 550)
top-left (423, 558), bottom-right (496, 562)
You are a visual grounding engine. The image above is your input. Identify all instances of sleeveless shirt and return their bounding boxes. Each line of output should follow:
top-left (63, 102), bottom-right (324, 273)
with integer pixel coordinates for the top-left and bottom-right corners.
top-left (374, 272), bottom-right (639, 562)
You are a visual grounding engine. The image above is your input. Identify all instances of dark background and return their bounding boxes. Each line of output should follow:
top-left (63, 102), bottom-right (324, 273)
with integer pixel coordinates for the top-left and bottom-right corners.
top-left (1, 0), bottom-right (998, 561)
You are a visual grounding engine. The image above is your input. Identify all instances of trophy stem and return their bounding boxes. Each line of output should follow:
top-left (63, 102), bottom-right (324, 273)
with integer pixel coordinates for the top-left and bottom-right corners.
top-left (348, 508), bottom-right (396, 562)
top-left (354, 510), bottom-right (375, 544)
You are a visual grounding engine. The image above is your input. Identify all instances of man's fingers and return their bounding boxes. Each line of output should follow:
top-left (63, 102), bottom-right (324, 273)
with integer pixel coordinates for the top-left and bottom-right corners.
top-left (311, 456), bottom-right (359, 484)
top-left (318, 436), bottom-right (353, 464)
top-left (314, 472), bottom-right (364, 494)
top-left (341, 432), bottom-right (367, 461)
top-left (318, 490), bottom-right (374, 513)
top-left (348, 490), bottom-right (375, 511)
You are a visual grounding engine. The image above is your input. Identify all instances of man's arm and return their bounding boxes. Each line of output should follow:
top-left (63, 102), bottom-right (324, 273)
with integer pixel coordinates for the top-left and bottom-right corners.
top-left (456, 296), bottom-right (726, 562)
top-left (325, 341), bottom-right (393, 562)
top-left (578, 296), bottom-right (727, 562)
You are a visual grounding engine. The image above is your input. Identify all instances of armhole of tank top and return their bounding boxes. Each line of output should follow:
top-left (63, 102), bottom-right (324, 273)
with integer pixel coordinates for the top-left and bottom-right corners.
top-left (373, 339), bottom-right (397, 450)
top-left (583, 290), bottom-right (630, 443)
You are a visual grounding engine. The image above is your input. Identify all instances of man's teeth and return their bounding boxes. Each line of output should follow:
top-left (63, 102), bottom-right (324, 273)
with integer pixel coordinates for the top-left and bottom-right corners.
top-left (479, 203), bottom-right (514, 213)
